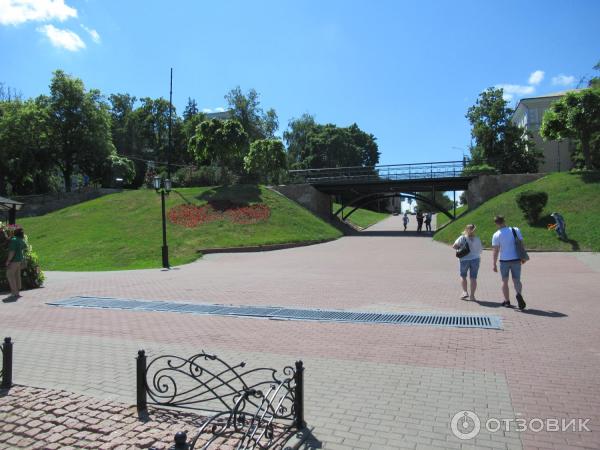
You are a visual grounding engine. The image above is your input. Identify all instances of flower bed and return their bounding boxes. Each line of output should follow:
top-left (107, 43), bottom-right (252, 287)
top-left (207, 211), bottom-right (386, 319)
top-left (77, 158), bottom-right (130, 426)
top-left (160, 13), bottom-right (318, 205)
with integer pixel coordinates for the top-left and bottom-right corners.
top-left (168, 202), bottom-right (271, 228)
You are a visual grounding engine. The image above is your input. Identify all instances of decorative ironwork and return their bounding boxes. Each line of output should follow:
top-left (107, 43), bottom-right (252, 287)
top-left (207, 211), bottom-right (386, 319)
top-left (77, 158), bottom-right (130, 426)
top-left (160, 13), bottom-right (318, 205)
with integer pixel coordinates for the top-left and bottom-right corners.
top-left (289, 160), bottom-right (468, 185)
top-left (139, 352), bottom-right (305, 449)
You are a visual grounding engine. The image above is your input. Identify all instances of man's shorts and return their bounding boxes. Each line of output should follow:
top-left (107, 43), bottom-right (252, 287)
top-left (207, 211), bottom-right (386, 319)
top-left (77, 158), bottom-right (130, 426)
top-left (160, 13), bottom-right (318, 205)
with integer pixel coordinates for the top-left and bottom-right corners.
top-left (500, 260), bottom-right (522, 280)
top-left (460, 258), bottom-right (480, 279)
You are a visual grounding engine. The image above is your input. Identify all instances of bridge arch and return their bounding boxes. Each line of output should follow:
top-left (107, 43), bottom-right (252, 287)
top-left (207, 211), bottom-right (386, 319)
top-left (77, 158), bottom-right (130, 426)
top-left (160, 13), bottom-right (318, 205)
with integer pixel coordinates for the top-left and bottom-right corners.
top-left (335, 192), bottom-right (454, 222)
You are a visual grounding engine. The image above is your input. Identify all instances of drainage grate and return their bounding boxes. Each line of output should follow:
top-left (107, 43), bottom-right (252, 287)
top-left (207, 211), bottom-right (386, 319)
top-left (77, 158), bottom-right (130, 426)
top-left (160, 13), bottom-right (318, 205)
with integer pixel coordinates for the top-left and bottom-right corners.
top-left (47, 296), bottom-right (502, 330)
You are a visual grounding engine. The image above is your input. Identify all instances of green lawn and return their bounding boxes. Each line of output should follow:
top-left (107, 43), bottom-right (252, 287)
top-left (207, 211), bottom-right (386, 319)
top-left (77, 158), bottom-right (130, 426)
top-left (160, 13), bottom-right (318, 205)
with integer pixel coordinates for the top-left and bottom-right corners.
top-left (434, 172), bottom-right (600, 251)
top-left (19, 185), bottom-right (342, 271)
top-left (333, 203), bottom-right (390, 229)
top-left (436, 205), bottom-right (467, 229)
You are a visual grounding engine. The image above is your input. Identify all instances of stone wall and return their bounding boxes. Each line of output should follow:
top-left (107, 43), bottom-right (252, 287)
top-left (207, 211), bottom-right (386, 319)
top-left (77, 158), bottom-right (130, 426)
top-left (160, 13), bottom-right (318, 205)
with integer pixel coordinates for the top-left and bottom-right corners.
top-left (467, 173), bottom-right (547, 209)
top-left (270, 184), bottom-right (332, 221)
top-left (12, 189), bottom-right (121, 218)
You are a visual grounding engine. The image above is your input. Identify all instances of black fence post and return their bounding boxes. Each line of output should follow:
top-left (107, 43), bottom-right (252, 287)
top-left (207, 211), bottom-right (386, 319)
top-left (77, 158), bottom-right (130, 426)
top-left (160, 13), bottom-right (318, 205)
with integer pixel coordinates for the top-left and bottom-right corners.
top-left (137, 349), bottom-right (147, 411)
top-left (294, 360), bottom-right (305, 429)
top-left (1, 337), bottom-right (13, 389)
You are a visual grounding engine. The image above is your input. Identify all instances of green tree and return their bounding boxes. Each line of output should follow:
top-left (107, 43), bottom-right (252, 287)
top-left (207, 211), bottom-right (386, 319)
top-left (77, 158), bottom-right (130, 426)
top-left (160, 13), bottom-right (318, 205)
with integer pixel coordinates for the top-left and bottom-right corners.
top-left (102, 154), bottom-right (136, 187)
top-left (416, 191), bottom-right (454, 213)
top-left (284, 119), bottom-right (380, 169)
top-left (244, 139), bottom-right (287, 183)
top-left (0, 98), bottom-right (52, 194)
top-left (183, 97), bottom-right (199, 121)
top-left (540, 88), bottom-right (600, 170)
top-left (284, 114), bottom-right (318, 168)
top-left (225, 87), bottom-right (278, 141)
top-left (46, 70), bottom-right (114, 191)
top-left (466, 87), bottom-right (541, 173)
top-left (109, 93), bottom-right (137, 156)
top-left (189, 119), bottom-right (248, 170)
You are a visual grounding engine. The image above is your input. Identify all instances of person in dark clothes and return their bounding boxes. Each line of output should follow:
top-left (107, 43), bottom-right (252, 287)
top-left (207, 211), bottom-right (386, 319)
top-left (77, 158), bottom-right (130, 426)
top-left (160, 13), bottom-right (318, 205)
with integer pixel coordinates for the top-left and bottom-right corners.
top-left (416, 211), bottom-right (424, 232)
top-left (425, 211), bottom-right (432, 231)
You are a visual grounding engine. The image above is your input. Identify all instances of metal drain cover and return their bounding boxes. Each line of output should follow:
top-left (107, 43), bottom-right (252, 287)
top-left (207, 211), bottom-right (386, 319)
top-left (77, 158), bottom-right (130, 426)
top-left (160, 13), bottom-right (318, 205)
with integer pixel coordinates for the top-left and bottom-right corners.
top-left (47, 296), bottom-right (502, 330)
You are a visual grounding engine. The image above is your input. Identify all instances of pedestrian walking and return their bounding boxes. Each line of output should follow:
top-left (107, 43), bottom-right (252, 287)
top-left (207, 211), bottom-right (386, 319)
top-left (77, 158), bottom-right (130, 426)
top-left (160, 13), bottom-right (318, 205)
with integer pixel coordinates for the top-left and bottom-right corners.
top-left (402, 212), bottom-right (409, 231)
top-left (5, 227), bottom-right (27, 299)
top-left (492, 215), bottom-right (527, 309)
top-left (452, 224), bottom-right (483, 301)
top-left (416, 211), bottom-right (424, 232)
top-left (425, 212), bottom-right (432, 231)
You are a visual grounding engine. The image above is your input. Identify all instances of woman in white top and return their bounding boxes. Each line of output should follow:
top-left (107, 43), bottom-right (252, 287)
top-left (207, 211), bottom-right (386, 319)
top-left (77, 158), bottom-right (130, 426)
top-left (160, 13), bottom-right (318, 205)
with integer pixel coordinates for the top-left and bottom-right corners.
top-left (452, 224), bottom-right (483, 300)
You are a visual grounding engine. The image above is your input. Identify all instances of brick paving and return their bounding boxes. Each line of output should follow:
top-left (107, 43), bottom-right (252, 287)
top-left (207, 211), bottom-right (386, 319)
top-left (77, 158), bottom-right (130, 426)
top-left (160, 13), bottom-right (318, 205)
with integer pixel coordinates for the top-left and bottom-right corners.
top-left (1, 215), bottom-right (599, 449)
top-left (0, 385), bottom-right (203, 449)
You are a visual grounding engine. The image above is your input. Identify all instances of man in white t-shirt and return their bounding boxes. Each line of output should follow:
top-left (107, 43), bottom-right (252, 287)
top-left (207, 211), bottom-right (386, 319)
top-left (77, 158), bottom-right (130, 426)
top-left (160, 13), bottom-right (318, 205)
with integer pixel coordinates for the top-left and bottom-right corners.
top-left (491, 215), bottom-right (527, 309)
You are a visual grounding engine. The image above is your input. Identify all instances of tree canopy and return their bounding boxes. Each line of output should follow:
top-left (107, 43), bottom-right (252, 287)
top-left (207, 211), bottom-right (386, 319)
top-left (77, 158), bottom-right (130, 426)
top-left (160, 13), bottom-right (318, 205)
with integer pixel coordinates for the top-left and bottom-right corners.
top-left (540, 88), bottom-right (600, 170)
top-left (244, 139), bottom-right (287, 184)
top-left (46, 70), bottom-right (115, 191)
top-left (189, 119), bottom-right (249, 170)
top-left (284, 115), bottom-right (380, 169)
top-left (466, 87), bottom-right (541, 173)
top-left (225, 87), bottom-right (278, 142)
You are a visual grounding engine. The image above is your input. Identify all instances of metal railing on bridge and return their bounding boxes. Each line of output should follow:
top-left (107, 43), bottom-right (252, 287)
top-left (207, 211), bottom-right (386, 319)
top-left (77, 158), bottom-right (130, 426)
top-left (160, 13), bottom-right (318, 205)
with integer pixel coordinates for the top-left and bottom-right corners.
top-left (288, 160), bottom-right (467, 184)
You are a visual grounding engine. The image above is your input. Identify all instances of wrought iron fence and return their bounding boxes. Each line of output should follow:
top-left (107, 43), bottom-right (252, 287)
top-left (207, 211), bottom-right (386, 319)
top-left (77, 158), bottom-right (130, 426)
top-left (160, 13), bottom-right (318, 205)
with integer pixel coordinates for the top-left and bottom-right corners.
top-left (1, 337), bottom-right (13, 389)
top-left (138, 350), bottom-right (305, 449)
top-left (289, 160), bottom-right (468, 184)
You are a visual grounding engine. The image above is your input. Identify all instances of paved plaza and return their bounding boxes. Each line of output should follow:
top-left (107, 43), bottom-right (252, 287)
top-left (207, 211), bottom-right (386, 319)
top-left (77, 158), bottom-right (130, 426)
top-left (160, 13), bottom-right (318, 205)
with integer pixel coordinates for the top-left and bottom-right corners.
top-left (1, 215), bottom-right (599, 449)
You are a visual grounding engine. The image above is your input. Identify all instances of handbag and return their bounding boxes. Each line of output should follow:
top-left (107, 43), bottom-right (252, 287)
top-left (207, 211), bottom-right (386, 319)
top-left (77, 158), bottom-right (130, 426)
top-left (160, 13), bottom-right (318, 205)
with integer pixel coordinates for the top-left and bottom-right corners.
top-left (455, 237), bottom-right (470, 258)
top-left (511, 227), bottom-right (529, 262)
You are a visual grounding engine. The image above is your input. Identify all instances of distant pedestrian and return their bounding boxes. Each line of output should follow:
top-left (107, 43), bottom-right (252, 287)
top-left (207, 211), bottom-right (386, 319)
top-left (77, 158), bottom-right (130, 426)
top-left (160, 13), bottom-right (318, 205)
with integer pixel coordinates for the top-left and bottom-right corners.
top-left (416, 211), bottom-right (424, 232)
top-left (425, 212), bottom-right (432, 231)
top-left (492, 215), bottom-right (527, 309)
top-left (5, 227), bottom-right (27, 298)
top-left (402, 212), bottom-right (409, 231)
top-left (453, 224), bottom-right (482, 300)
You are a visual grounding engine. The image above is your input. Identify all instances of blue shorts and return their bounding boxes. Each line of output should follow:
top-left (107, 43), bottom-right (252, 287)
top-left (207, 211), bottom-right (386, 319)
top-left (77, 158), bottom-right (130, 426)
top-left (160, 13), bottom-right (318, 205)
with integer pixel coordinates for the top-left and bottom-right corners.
top-left (500, 260), bottom-right (521, 280)
top-left (459, 258), bottom-right (480, 279)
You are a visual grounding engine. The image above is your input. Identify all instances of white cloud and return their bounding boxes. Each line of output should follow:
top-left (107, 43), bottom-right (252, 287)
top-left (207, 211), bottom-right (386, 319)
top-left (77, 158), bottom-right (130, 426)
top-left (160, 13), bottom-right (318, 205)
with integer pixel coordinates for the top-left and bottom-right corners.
top-left (202, 108), bottom-right (213, 113)
top-left (214, 107), bottom-right (225, 112)
top-left (37, 24), bottom-right (84, 51)
top-left (496, 83), bottom-right (535, 101)
top-left (528, 70), bottom-right (544, 85)
top-left (552, 74), bottom-right (576, 86)
top-left (0, 0), bottom-right (77, 26)
top-left (81, 24), bottom-right (100, 43)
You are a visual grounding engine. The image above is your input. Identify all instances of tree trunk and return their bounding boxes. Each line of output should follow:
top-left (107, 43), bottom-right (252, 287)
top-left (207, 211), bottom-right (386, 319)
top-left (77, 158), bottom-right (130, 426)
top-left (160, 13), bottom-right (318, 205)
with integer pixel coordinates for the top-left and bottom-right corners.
top-left (582, 134), bottom-right (592, 169)
top-left (63, 165), bottom-right (72, 193)
top-left (0, 174), bottom-right (6, 196)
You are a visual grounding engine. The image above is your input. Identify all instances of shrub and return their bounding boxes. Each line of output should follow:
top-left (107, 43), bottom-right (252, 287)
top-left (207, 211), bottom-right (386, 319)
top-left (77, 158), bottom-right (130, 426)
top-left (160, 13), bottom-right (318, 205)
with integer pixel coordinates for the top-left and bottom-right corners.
top-left (515, 190), bottom-right (548, 224)
top-left (172, 166), bottom-right (238, 187)
top-left (0, 223), bottom-right (45, 292)
top-left (462, 163), bottom-right (499, 176)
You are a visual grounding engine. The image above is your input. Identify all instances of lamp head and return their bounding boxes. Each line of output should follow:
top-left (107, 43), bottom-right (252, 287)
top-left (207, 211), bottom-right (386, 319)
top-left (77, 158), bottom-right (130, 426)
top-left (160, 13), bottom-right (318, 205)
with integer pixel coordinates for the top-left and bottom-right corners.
top-left (153, 175), bottom-right (161, 191)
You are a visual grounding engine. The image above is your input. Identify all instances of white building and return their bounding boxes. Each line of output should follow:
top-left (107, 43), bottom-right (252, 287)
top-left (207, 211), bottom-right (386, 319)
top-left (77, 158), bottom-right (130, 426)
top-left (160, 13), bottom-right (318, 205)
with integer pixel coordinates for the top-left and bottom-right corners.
top-left (511, 90), bottom-right (581, 172)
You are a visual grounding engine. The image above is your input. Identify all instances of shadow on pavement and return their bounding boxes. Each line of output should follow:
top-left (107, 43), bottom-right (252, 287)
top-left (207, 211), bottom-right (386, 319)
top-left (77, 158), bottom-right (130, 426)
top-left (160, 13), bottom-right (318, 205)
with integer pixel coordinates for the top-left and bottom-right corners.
top-left (288, 427), bottom-right (322, 449)
top-left (474, 299), bottom-right (567, 317)
top-left (355, 230), bottom-right (434, 237)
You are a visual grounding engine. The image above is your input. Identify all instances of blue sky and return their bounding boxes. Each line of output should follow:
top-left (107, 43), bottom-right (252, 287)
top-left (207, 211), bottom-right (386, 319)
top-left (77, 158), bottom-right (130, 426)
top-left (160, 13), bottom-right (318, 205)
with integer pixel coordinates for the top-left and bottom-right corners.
top-left (1, 0), bottom-right (599, 165)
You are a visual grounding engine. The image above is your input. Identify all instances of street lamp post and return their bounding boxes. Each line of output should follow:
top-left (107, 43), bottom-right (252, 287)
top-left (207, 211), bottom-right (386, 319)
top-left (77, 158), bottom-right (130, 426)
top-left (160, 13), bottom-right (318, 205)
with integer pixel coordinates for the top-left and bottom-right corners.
top-left (153, 176), bottom-right (172, 268)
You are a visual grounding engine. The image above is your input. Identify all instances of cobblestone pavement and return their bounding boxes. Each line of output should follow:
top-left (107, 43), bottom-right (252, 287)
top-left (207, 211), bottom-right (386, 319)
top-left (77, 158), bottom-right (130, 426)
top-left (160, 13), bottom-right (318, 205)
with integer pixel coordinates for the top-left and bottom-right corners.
top-left (1, 215), bottom-right (599, 449)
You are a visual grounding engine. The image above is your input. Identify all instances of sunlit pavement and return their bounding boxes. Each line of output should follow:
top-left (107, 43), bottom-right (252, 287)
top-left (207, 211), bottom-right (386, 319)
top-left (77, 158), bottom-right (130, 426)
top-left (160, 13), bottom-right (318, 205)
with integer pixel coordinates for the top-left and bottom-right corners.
top-left (1, 215), bottom-right (599, 449)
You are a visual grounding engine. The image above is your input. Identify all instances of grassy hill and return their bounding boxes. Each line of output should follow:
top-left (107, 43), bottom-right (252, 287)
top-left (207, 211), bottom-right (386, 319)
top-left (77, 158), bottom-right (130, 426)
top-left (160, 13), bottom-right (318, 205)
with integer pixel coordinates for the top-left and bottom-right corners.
top-left (434, 172), bottom-right (600, 251)
top-left (18, 185), bottom-right (342, 271)
top-left (333, 203), bottom-right (390, 229)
